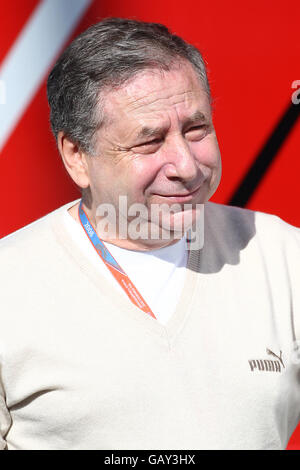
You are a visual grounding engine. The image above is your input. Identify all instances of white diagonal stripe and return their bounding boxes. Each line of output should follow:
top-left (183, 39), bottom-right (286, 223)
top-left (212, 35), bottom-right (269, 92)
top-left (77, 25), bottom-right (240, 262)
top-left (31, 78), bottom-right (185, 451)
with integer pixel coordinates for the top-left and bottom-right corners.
top-left (0, 0), bottom-right (92, 152)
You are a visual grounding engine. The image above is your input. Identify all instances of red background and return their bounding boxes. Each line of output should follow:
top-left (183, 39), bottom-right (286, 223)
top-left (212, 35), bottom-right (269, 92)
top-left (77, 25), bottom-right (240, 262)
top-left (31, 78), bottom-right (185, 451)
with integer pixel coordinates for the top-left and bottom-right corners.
top-left (1, 0), bottom-right (299, 449)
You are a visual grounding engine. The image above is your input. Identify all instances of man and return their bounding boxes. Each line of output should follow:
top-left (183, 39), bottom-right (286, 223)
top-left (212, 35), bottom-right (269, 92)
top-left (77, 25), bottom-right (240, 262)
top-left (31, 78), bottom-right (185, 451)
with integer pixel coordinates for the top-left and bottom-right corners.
top-left (0, 18), bottom-right (299, 450)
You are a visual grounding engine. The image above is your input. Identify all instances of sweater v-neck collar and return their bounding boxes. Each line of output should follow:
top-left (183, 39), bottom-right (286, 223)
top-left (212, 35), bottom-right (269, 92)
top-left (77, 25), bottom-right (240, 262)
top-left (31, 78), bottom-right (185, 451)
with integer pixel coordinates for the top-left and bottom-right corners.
top-left (50, 200), bottom-right (203, 347)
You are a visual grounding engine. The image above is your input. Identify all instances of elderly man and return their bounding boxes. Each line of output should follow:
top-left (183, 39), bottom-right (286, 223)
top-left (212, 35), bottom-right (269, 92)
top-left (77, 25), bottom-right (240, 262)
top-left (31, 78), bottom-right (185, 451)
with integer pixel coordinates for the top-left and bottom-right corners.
top-left (0, 18), bottom-right (299, 451)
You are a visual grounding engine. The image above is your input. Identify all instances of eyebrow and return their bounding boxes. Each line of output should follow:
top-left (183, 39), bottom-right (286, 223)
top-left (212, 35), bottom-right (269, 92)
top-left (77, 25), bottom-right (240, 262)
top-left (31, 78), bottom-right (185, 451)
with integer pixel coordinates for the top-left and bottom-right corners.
top-left (136, 126), bottom-right (163, 140)
top-left (183, 111), bottom-right (206, 127)
top-left (135, 111), bottom-right (207, 141)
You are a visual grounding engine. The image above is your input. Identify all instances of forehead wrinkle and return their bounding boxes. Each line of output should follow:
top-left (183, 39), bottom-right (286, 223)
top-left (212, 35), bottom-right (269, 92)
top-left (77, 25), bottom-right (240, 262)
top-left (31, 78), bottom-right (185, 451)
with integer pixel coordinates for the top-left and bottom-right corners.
top-left (135, 109), bottom-right (208, 140)
top-left (125, 89), bottom-right (197, 113)
top-left (101, 68), bottom-right (210, 139)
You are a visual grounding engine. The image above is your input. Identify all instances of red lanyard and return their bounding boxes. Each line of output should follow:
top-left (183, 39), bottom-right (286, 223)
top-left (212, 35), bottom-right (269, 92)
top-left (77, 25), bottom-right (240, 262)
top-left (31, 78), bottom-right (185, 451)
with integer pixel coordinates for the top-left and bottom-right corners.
top-left (78, 201), bottom-right (157, 319)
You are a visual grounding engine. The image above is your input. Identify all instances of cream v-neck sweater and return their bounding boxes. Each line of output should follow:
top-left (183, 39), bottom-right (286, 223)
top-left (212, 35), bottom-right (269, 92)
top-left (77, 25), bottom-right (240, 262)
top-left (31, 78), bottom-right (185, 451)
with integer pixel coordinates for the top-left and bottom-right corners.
top-left (0, 200), bottom-right (300, 450)
top-left (62, 208), bottom-right (188, 325)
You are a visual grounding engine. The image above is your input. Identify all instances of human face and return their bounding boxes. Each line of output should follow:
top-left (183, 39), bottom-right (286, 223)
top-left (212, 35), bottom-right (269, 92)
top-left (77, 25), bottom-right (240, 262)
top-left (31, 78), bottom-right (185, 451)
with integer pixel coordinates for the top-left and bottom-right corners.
top-left (85, 61), bottom-right (222, 246)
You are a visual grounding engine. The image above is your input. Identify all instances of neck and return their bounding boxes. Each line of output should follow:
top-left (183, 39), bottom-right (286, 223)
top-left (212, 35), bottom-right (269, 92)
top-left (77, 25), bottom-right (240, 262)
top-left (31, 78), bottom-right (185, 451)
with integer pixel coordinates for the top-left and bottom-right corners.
top-left (68, 201), bottom-right (185, 252)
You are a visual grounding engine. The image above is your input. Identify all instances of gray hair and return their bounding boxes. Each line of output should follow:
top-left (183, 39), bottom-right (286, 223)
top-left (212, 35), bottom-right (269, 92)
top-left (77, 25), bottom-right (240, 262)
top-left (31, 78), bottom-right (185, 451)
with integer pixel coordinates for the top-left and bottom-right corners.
top-left (47, 17), bottom-right (210, 156)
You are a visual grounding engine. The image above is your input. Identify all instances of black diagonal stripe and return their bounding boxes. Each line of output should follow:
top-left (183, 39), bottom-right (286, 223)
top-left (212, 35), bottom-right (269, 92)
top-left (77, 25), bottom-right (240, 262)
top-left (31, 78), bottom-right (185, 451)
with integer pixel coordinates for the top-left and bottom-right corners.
top-left (227, 101), bottom-right (300, 207)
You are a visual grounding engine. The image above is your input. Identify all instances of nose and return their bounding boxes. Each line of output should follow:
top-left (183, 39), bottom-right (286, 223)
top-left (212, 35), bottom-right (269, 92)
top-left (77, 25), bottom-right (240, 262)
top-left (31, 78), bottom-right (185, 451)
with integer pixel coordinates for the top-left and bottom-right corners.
top-left (163, 135), bottom-right (199, 183)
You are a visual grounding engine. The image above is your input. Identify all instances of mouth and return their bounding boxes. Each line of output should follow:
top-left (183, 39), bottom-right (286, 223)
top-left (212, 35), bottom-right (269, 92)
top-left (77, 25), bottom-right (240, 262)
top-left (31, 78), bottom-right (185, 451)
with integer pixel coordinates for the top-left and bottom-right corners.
top-left (153, 185), bottom-right (202, 203)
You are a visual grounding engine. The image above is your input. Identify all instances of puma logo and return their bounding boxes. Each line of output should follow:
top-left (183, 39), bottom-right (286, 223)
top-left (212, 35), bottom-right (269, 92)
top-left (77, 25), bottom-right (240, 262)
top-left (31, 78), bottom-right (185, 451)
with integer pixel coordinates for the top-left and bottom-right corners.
top-left (248, 348), bottom-right (285, 373)
top-left (266, 349), bottom-right (285, 368)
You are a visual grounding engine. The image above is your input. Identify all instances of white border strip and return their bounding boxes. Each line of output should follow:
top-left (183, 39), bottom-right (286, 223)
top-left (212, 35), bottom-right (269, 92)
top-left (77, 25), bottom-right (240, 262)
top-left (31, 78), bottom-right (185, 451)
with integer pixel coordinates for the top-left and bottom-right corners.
top-left (0, 0), bottom-right (92, 152)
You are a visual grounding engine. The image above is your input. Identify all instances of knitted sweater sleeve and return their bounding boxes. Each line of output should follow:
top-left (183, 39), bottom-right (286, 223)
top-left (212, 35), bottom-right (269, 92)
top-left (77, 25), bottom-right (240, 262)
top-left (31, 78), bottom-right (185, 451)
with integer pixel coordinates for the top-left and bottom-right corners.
top-left (286, 222), bottom-right (300, 358)
top-left (0, 364), bottom-right (11, 450)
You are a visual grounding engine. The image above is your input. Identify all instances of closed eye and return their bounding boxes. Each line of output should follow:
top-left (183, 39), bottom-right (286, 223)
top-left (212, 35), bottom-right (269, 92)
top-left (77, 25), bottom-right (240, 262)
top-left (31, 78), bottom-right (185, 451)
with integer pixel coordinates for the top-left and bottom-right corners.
top-left (186, 125), bottom-right (206, 132)
top-left (185, 125), bottom-right (208, 140)
top-left (137, 138), bottom-right (162, 146)
top-left (131, 138), bottom-right (163, 154)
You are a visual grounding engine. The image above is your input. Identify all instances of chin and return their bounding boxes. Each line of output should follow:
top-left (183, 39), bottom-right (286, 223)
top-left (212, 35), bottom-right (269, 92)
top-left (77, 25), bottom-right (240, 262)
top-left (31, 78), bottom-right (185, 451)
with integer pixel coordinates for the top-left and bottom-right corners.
top-left (161, 206), bottom-right (202, 234)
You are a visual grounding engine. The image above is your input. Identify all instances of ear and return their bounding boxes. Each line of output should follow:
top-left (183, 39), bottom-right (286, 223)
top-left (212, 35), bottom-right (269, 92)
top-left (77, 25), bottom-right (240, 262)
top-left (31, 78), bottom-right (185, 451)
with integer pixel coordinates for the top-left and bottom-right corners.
top-left (57, 131), bottom-right (90, 189)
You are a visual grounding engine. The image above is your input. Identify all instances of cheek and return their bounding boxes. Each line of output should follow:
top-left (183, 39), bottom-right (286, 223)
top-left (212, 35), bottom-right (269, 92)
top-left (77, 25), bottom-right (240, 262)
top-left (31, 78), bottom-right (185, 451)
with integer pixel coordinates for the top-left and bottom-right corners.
top-left (191, 137), bottom-right (221, 170)
top-left (128, 157), bottom-right (161, 191)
